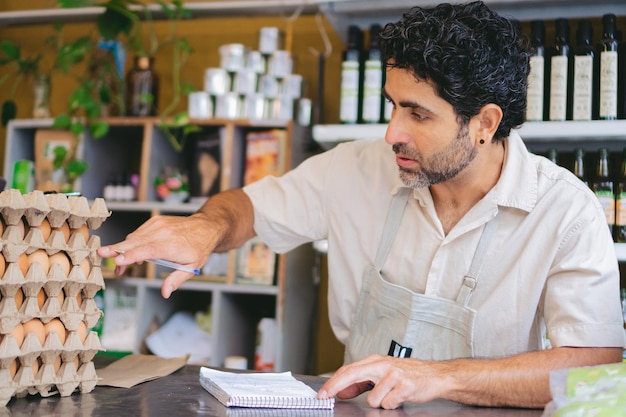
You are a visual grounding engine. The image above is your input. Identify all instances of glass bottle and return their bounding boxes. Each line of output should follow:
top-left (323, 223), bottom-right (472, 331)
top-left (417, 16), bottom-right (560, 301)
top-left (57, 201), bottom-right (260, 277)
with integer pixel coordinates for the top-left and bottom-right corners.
top-left (598, 14), bottom-right (619, 120)
top-left (615, 148), bottom-right (626, 242)
top-left (32, 73), bottom-right (51, 119)
top-left (526, 20), bottom-right (546, 122)
top-left (126, 55), bottom-right (159, 117)
top-left (361, 24), bottom-right (383, 124)
top-left (548, 18), bottom-right (572, 121)
top-left (572, 20), bottom-right (595, 121)
top-left (592, 148), bottom-right (615, 236)
top-left (573, 148), bottom-right (588, 186)
top-left (339, 25), bottom-right (364, 124)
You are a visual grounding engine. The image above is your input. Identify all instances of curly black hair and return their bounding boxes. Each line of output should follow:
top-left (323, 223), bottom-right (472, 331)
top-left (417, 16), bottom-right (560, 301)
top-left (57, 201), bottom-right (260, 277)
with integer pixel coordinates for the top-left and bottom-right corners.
top-left (380, 1), bottom-right (530, 140)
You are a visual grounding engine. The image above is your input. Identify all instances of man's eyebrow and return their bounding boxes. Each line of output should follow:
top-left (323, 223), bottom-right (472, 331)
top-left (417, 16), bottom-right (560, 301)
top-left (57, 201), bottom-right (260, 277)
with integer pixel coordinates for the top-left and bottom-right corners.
top-left (382, 88), bottom-right (436, 116)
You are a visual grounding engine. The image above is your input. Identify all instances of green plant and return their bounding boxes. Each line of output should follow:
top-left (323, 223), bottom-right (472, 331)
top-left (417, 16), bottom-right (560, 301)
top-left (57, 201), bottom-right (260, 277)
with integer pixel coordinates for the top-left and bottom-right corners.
top-left (0, 24), bottom-right (92, 126)
top-left (126, 0), bottom-right (198, 151)
top-left (52, 145), bottom-right (89, 193)
top-left (56, 0), bottom-right (199, 152)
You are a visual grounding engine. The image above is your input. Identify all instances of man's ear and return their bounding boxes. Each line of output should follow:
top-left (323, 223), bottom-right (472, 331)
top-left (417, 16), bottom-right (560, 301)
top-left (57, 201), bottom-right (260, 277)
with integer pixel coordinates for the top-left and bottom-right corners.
top-left (473, 104), bottom-right (503, 144)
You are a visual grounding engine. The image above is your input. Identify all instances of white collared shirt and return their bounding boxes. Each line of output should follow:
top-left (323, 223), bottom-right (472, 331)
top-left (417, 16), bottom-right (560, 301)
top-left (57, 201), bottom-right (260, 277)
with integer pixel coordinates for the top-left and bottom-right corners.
top-left (244, 131), bottom-right (625, 357)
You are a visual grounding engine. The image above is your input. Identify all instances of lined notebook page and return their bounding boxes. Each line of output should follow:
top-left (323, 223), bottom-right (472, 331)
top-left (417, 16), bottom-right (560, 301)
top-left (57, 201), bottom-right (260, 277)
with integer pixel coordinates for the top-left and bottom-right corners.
top-left (199, 367), bottom-right (335, 409)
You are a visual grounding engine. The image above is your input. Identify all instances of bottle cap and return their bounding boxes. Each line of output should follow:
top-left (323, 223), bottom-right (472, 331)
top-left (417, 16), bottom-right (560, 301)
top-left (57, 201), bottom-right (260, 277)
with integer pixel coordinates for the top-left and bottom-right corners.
top-left (555, 18), bottom-right (569, 42)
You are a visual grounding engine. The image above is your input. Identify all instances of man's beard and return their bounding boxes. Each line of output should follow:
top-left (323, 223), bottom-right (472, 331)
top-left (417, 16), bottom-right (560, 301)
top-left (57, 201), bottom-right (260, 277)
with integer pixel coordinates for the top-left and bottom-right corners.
top-left (393, 124), bottom-right (477, 189)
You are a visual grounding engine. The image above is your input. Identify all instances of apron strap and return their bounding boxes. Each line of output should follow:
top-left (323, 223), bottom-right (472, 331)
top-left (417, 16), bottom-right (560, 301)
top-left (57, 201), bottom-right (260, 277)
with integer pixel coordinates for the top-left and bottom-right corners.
top-left (373, 187), bottom-right (411, 271)
top-left (456, 216), bottom-right (499, 306)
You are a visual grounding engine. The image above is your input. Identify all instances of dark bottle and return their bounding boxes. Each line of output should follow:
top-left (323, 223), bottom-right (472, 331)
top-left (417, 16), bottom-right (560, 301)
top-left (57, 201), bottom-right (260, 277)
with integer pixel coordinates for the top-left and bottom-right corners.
top-left (339, 25), bottom-right (364, 124)
top-left (598, 14), bottom-right (619, 120)
top-left (615, 148), bottom-right (626, 242)
top-left (526, 20), bottom-right (547, 122)
top-left (547, 148), bottom-right (559, 165)
top-left (572, 20), bottom-right (596, 121)
top-left (126, 55), bottom-right (159, 116)
top-left (361, 24), bottom-right (384, 124)
top-left (573, 148), bottom-right (588, 186)
top-left (548, 18), bottom-right (572, 121)
top-left (592, 148), bottom-right (615, 235)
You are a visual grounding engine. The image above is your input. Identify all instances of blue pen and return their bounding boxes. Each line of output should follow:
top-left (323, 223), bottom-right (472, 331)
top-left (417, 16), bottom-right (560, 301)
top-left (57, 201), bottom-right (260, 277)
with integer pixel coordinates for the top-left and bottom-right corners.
top-left (147, 259), bottom-right (201, 275)
top-left (114, 250), bottom-right (200, 275)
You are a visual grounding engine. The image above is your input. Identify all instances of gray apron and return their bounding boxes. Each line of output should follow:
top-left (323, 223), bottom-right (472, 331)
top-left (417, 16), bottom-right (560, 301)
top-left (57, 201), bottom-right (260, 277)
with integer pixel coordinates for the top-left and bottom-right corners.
top-left (345, 187), bottom-right (498, 363)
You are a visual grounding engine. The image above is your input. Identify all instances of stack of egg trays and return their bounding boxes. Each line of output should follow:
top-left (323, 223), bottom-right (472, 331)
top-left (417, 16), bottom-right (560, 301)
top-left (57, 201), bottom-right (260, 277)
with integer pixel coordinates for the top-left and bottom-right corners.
top-left (0, 190), bottom-right (111, 406)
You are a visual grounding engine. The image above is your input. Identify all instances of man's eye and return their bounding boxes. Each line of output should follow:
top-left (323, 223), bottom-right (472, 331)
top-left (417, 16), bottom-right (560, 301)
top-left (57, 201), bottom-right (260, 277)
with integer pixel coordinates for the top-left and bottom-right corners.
top-left (411, 112), bottom-right (427, 121)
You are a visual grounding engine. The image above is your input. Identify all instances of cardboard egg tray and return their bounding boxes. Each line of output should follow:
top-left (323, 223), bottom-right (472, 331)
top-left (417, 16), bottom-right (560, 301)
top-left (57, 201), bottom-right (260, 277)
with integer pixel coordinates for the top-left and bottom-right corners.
top-left (0, 190), bottom-right (111, 406)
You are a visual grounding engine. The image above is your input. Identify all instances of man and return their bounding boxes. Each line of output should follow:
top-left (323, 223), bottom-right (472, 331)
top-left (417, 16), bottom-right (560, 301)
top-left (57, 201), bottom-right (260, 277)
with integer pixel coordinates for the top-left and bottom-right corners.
top-left (98, 1), bottom-right (625, 410)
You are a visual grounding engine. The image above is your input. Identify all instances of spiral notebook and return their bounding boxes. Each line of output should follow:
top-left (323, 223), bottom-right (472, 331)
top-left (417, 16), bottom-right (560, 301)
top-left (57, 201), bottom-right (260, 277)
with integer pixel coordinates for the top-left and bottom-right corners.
top-left (199, 367), bottom-right (335, 410)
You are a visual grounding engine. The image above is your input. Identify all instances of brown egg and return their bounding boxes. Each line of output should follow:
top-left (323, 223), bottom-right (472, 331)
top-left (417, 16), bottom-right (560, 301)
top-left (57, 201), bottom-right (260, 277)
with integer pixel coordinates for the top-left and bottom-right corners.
top-left (8, 358), bottom-right (18, 378)
top-left (76, 321), bottom-right (87, 343)
top-left (17, 253), bottom-right (29, 276)
top-left (0, 255), bottom-right (6, 279)
top-left (49, 252), bottom-right (71, 277)
top-left (76, 290), bottom-right (83, 308)
top-left (9, 322), bottom-right (24, 348)
top-left (80, 258), bottom-right (91, 278)
top-left (53, 355), bottom-right (61, 372)
top-left (58, 289), bottom-right (65, 306)
top-left (14, 288), bottom-right (24, 310)
top-left (22, 318), bottom-right (45, 346)
top-left (57, 221), bottom-right (70, 242)
top-left (27, 249), bottom-right (50, 276)
top-left (39, 219), bottom-right (52, 241)
top-left (37, 288), bottom-right (46, 309)
top-left (44, 318), bottom-right (67, 345)
top-left (70, 224), bottom-right (89, 243)
top-left (73, 356), bottom-right (80, 371)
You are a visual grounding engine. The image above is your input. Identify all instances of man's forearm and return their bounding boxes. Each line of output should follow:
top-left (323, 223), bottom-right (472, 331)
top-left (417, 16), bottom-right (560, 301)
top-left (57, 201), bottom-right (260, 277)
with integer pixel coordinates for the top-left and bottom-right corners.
top-left (442, 346), bottom-right (623, 408)
top-left (195, 188), bottom-right (256, 253)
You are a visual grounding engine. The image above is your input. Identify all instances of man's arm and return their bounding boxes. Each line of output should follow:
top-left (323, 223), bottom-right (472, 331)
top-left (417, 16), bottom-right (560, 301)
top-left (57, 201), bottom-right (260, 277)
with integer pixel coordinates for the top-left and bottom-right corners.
top-left (318, 347), bottom-right (623, 409)
top-left (97, 188), bottom-right (256, 298)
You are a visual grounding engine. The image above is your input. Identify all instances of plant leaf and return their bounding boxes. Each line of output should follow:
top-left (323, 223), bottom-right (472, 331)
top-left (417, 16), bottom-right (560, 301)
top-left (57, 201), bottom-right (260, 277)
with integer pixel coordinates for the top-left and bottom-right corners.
top-left (66, 159), bottom-right (89, 180)
top-left (97, 5), bottom-right (136, 40)
top-left (1, 100), bottom-right (17, 126)
top-left (52, 145), bottom-right (68, 170)
top-left (56, 0), bottom-right (92, 7)
top-left (0, 40), bottom-right (20, 60)
top-left (90, 121), bottom-right (109, 139)
top-left (70, 121), bottom-right (85, 136)
top-left (53, 113), bottom-right (72, 129)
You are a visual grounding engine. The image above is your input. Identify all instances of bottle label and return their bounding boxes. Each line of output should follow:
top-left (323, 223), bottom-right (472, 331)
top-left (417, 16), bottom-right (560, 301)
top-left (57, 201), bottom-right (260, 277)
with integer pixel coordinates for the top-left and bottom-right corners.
top-left (526, 55), bottom-right (544, 121)
top-left (599, 51), bottom-right (618, 119)
top-left (617, 194), bottom-right (626, 226)
top-left (572, 55), bottom-right (593, 121)
top-left (384, 98), bottom-right (393, 122)
top-left (549, 55), bottom-right (568, 121)
top-left (595, 191), bottom-right (616, 225)
top-left (339, 61), bottom-right (360, 123)
top-left (362, 59), bottom-right (383, 122)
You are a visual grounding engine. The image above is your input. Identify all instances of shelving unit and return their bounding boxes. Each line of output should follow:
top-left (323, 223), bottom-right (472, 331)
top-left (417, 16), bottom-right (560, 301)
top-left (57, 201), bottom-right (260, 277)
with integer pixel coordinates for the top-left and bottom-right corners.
top-left (3, 117), bottom-right (317, 373)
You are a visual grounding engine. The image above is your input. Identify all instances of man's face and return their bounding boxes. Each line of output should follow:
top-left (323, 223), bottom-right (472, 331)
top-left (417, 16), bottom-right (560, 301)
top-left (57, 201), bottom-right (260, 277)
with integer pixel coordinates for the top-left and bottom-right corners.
top-left (383, 67), bottom-right (478, 189)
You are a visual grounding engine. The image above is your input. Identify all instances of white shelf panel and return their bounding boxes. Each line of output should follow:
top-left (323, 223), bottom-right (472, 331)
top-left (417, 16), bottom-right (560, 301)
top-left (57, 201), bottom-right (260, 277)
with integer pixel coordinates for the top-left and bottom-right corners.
top-left (517, 121), bottom-right (626, 141)
top-left (0, 1), bottom-right (319, 26)
top-left (312, 120), bottom-right (626, 149)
